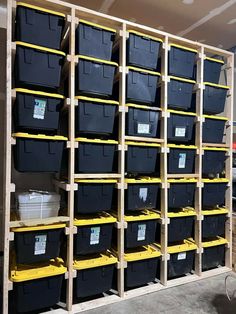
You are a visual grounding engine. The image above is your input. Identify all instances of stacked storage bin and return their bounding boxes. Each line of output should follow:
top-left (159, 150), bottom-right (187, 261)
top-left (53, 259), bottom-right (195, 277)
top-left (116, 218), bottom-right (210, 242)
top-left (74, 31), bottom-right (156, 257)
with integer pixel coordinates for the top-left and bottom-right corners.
top-left (10, 3), bottom-right (68, 312)
top-left (201, 56), bottom-right (229, 271)
top-left (73, 19), bottom-right (118, 298)
top-left (123, 30), bottom-right (163, 288)
top-left (165, 43), bottom-right (198, 278)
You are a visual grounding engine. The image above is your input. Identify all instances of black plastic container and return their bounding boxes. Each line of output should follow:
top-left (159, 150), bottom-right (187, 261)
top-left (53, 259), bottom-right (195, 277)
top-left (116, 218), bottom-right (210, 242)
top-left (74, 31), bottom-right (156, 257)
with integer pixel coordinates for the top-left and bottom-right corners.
top-left (127, 30), bottom-right (162, 70)
top-left (168, 44), bottom-right (197, 79)
top-left (168, 180), bottom-right (196, 209)
top-left (168, 145), bottom-right (196, 174)
top-left (126, 105), bottom-right (160, 138)
top-left (204, 58), bottom-right (224, 84)
top-left (75, 138), bottom-right (117, 173)
top-left (202, 149), bottom-right (226, 178)
top-left (74, 252), bottom-right (117, 298)
top-left (202, 117), bottom-right (226, 144)
top-left (14, 89), bottom-right (64, 133)
top-left (202, 181), bottom-right (227, 208)
top-left (125, 246), bottom-right (161, 288)
top-left (168, 250), bottom-right (195, 279)
top-left (126, 67), bottom-right (160, 104)
top-left (202, 240), bottom-right (226, 270)
top-left (166, 77), bottom-right (195, 111)
top-left (15, 42), bottom-right (65, 91)
top-left (167, 112), bottom-right (195, 144)
top-left (74, 180), bottom-right (116, 214)
top-left (156, 213), bottom-right (195, 243)
top-left (125, 211), bottom-right (159, 248)
top-left (10, 258), bottom-right (66, 313)
top-left (16, 3), bottom-right (65, 50)
top-left (75, 96), bottom-right (118, 136)
top-left (13, 133), bottom-right (67, 172)
top-left (126, 142), bottom-right (160, 175)
top-left (75, 20), bottom-right (116, 60)
top-left (75, 55), bottom-right (118, 97)
top-left (125, 179), bottom-right (160, 211)
top-left (13, 226), bottom-right (64, 264)
top-left (203, 83), bottom-right (229, 115)
top-left (74, 213), bottom-right (116, 255)
top-left (202, 212), bottom-right (226, 238)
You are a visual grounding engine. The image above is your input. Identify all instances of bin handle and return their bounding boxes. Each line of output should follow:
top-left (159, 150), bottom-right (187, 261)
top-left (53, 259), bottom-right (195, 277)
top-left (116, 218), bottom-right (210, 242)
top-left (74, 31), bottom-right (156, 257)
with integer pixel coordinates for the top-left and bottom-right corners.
top-left (26, 8), bottom-right (34, 25)
top-left (49, 15), bottom-right (57, 31)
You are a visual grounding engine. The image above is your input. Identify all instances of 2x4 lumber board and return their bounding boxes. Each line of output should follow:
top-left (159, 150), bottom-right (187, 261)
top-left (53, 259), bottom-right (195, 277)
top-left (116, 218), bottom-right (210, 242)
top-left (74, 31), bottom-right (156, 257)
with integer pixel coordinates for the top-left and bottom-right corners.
top-left (66, 7), bottom-right (76, 312)
top-left (9, 216), bottom-right (70, 228)
top-left (167, 174), bottom-right (199, 178)
top-left (3, 0), bottom-right (13, 313)
top-left (117, 23), bottom-right (127, 299)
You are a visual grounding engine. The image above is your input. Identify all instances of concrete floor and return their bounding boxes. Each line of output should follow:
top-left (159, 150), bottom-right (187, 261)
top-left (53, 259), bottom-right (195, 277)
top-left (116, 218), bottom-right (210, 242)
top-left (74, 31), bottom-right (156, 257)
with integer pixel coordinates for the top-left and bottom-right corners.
top-left (83, 272), bottom-right (236, 314)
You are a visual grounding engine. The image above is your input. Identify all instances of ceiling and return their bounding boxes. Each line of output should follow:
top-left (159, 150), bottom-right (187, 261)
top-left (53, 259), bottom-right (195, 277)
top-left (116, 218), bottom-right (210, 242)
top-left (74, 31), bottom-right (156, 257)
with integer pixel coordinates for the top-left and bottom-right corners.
top-left (66, 0), bottom-right (236, 50)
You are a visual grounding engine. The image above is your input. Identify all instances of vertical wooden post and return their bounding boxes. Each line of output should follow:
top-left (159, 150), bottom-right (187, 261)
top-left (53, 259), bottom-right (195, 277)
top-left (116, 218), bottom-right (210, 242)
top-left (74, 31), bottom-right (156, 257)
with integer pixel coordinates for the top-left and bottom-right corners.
top-left (160, 35), bottom-right (169, 286)
top-left (117, 22), bottom-right (127, 298)
top-left (194, 46), bottom-right (204, 276)
top-left (2, 0), bottom-right (13, 313)
top-left (225, 52), bottom-right (234, 268)
top-left (66, 8), bottom-right (76, 312)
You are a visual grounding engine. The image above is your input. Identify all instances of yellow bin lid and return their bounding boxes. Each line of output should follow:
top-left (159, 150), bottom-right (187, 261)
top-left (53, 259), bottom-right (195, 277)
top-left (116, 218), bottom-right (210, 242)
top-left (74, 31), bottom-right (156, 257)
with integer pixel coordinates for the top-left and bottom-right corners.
top-left (202, 236), bottom-right (228, 248)
top-left (127, 66), bottom-right (161, 76)
top-left (75, 95), bottom-right (119, 105)
top-left (75, 137), bottom-right (118, 144)
top-left (73, 251), bottom-right (117, 270)
top-left (77, 55), bottom-right (118, 67)
top-left (125, 177), bottom-right (161, 184)
top-left (10, 257), bottom-right (67, 282)
top-left (11, 223), bottom-right (66, 233)
top-left (17, 2), bottom-right (66, 18)
top-left (75, 179), bottom-right (117, 183)
top-left (14, 88), bottom-right (65, 99)
top-left (202, 207), bottom-right (228, 216)
top-left (123, 210), bottom-right (160, 222)
top-left (167, 239), bottom-right (197, 254)
top-left (74, 212), bottom-right (117, 226)
top-left (15, 41), bottom-right (66, 56)
top-left (12, 133), bottom-right (68, 141)
top-left (124, 245), bottom-right (161, 262)
top-left (167, 207), bottom-right (196, 218)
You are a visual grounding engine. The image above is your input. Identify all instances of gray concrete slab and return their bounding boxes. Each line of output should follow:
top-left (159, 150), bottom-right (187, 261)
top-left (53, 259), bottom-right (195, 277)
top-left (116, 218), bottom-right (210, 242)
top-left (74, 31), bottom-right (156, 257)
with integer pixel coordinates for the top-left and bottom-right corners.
top-left (81, 272), bottom-right (236, 314)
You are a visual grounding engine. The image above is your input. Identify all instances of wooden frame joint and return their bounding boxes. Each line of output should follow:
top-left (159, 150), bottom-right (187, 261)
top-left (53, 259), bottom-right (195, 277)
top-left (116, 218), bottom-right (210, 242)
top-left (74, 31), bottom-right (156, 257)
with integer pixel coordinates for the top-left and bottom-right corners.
top-left (115, 221), bottom-right (128, 229)
top-left (9, 232), bottom-right (14, 241)
top-left (8, 281), bottom-right (13, 291)
top-left (10, 183), bottom-right (15, 192)
top-left (116, 261), bottom-right (127, 269)
top-left (11, 137), bottom-right (16, 145)
top-left (116, 182), bottom-right (127, 189)
top-left (119, 106), bottom-right (128, 113)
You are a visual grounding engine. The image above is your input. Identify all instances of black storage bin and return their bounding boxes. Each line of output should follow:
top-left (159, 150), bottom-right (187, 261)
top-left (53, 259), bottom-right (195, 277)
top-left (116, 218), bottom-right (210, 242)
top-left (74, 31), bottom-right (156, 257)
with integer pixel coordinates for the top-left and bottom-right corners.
top-left (74, 252), bottom-right (117, 298)
top-left (75, 20), bottom-right (116, 60)
top-left (75, 55), bottom-right (118, 97)
top-left (126, 105), bottom-right (160, 138)
top-left (125, 178), bottom-right (160, 211)
top-left (202, 239), bottom-right (226, 270)
top-left (168, 44), bottom-right (197, 79)
top-left (125, 246), bottom-right (161, 288)
top-left (13, 133), bottom-right (67, 172)
top-left (10, 258), bottom-right (66, 313)
top-left (167, 111), bottom-right (195, 144)
top-left (204, 57), bottom-right (224, 84)
top-left (168, 144), bottom-right (196, 174)
top-left (75, 96), bottom-right (118, 136)
top-left (203, 83), bottom-right (229, 115)
top-left (126, 142), bottom-right (160, 175)
top-left (168, 180), bottom-right (196, 209)
top-left (202, 180), bottom-right (227, 208)
top-left (16, 3), bottom-right (65, 50)
top-left (202, 149), bottom-right (227, 178)
top-left (167, 76), bottom-right (195, 111)
top-left (75, 138), bottom-right (117, 173)
top-left (15, 42), bottom-right (65, 91)
top-left (14, 89), bottom-right (64, 133)
top-left (127, 30), bottom-right (162, 70)
top-left (13, 225), bottom-right (64, 264)
top-left (125, 211), bottom-right (159, 248)
top-left (202, 117), bottom-right (226, 144)
top-left (74, 213), bottom-right (116, 255)
top-left (126, 66), bottom-right (161, 104)
top-left (202, 211), bottom-right (227, 238)
top-left (74, 179), bottom-right (116, 215)
top-left (168, 249), bottom-right (195, 279)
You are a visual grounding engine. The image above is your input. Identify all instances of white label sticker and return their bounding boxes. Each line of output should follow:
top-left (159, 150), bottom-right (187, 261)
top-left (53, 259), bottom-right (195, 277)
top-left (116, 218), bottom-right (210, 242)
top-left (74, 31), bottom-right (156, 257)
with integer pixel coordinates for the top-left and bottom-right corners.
top-left (90, 227), bottom-right (100, 245)
top-left (175, 127), bottom-right (186, 137)
top-left (139, 188), bottom-right (148, 202)
top-left (34, 235), bottom-right (47, 255)
top-left (137, 224), bottom-right (146, 241)
top-left (137, 123), bottom-right (150, 134)
top-left (177, 252), bottom-right (187, 260)
top-left (33, 99), bottom-right (46, 120)
top-left (178, 153), bottom-right (186, 169)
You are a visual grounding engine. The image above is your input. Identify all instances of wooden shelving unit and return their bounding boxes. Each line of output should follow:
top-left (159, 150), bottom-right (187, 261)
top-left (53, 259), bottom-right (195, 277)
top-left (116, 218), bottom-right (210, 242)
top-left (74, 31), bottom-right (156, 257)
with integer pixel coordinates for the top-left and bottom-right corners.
top-left (3, 0), bottom-right (234, 313)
